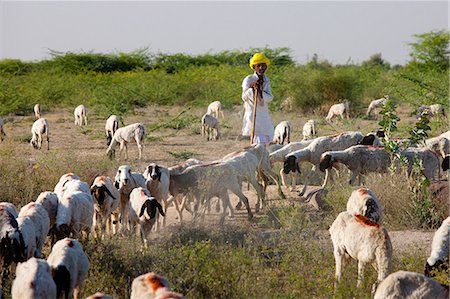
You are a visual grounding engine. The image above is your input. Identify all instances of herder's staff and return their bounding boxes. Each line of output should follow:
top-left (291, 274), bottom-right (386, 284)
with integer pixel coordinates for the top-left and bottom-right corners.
top-left (250, 74), bottom-right (264, 144)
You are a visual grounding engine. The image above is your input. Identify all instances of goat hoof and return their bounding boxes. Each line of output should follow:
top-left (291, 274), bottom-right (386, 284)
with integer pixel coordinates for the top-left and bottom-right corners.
top-left (235, 202), bottom-right (242, 210)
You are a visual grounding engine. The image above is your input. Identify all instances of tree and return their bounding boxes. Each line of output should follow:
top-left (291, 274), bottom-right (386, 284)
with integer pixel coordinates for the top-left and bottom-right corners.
top-left (408, 30), bottom-right (450, 71)
top-left (361, 53), bottom-right (390, 69)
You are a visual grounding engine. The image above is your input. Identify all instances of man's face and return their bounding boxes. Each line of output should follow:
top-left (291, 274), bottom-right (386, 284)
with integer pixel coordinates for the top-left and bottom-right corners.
top-left (253, 63), bottom-right (267, 75)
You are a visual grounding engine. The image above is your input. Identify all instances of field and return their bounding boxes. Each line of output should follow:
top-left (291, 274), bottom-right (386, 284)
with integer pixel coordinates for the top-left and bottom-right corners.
top-left (0, 102), bottom-right (448, 298)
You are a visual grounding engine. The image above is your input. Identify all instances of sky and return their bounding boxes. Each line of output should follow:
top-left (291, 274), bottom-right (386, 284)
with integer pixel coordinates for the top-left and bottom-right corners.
top-left (0, 1), bottom-right (448, 65)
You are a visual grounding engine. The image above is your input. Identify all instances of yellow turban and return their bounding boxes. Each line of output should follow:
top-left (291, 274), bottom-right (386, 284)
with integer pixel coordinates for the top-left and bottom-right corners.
top-left (249, 53), bottom-right (271, 69)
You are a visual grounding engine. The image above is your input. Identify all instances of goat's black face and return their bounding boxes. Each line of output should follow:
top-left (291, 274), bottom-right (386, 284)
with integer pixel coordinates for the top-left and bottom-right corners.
top-left (283, 156), bottom-right (300, 174)
top-left (442, 156), bottom-right (449, 172)
top-left (376, 129), bottom-right (385, 138)
top-left (364, 198), bottom-right (380, 223)
top-left (91, 186), bottom-right (106, 205)
top-left (150, 165), bottom-right (161, 181)
top-left (319, 155), bottom-right (333, 172)
top-left (359, 134), bottom-right (375, 146)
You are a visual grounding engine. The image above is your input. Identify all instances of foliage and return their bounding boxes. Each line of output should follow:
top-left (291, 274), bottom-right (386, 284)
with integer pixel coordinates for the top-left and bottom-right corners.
top-left (408, 30), bottom-right (450, 71)
top-left (378, 100), bottom-right (400, 140)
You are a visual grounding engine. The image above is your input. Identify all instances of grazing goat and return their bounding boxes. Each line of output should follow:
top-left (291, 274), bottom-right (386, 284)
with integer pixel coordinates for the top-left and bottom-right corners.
top-left (207, 100), bottom-right (224, 119)
top-left (54, 173), bottom-right (90, 199)
top-left (35, 191), bottom-right (59, 228)
top-left (74, 104), bottom-right (87, 126)
top-left (346, 187), bottom-right (383, 224)
top-left (33, 103), bottom-right (41, 119)
top-left (367, 95), bottom-right (389, 118)
top-left (131, 272), bottom-right (185, 299)
top-left (129, 187), bottom-right (164, 247)
top-left (284, 132), bottom-right (377, 196)
top-left (399, 147), bottom-right (440, 181)
top-left (326, 99), bottom-right (350, 122)
top-left (319, 145), bottom-right (391, 186)
top-left (201, 113), bottom-right (220, 141)
top-left (30, 117), bottom-right (49, 150)
top-left (47, 238), bottom-right (89, 299)
top-left (424, 216), bottom-right (449, 277)
top-left (0, 118), bottom-right (5, 141)
top-left (11, 257), bottom-right (56, 299)
top-left (106, 123), bottom-right (146, 160)
top-left (90, 176), bottom-right (120, 239)
top-left (417, 104), bottom-right (446, 118)
top-left (273, 120), bottom-right (291, 145)
top-left (330, 211), bottom-right (392, 293)
top-left (105, 114), bottom-right (120, 146)
top-left (114, 165), bottom-right (147, 232)
top-left (374, 271), bottom-right (449, 299)
top-left (17, 202), bottom-right (50, 258)
top-left (302, 119), bottom-right (317, 140)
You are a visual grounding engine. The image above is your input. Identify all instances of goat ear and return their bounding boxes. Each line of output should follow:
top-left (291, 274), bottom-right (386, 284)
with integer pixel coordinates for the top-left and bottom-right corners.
top-left (139, 201), bottom-right (148, 218)
top-left (114, 180), bottom-right (120, 189)
top-left (155, 200), bottom-right (165, 217)
top-left (101, 185), bottom-right (116, 200)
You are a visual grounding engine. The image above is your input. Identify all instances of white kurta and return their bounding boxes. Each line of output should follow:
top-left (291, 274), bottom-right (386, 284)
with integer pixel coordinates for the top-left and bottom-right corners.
top-left (241, 73), bottom-right (274, 141)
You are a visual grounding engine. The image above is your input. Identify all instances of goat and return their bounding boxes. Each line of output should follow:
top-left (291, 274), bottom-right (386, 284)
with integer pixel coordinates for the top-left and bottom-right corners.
top-left (374, 270), bottom-right (449, 299)
top-left (326, 99), bottom-right (350, 122)
top-left (106, 123), bottom-right (146, 160)
top-left (330, 211), bottom-right (392, 293)
top-left (105, 115), bottom-right (120, 146)
top-left (346, 187), bottom-right (383, 224)
top-left (47, 238), bottom-right (89, 299)
top-left (17, 202), bottom-right (50, 258)
top-left (131, 272), bottom-right (185, 299)
top-left (74, 104), bottom-right (87, 126)
top-left (33, 103), bottom-right (41, 119)
top-left (273, 120), bottom-right (291, 145)
top-left (11, 257), bottom-right (56, 299)
top-left (367, 95), bottom-right (389, 118)
top-left (30, 118), bottom-right (49, 150)
top-left (207, 100), bottom-right (224, 119)
top-left (399, 147), bottom-right (440, 181)
top-left (129, 187), bottom-right (164, 247)
top-left (424, 216), bottom-right (449, 277)
top-left (280, 96), bottom-right (294, 112)
top-left (35, 191), bottom-right (59, 228)
top-left (201, 113), bottom-right (220, 141)
top-left (302, 119), bottom-right (318, 140)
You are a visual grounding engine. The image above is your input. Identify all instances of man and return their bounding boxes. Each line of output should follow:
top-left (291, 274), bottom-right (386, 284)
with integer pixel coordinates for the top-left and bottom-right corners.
top-left (241, 52), bottom-right (274, 145)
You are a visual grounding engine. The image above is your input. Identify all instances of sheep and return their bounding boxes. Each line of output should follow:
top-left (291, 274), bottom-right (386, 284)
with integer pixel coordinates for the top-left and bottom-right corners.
top-left (131, 272), bottom-right (185, 299)
top-left (201, 113), bottom-right (220, 141)
top-left (35, 191), bottom-right (59, 228)
top-left (169, 161), bottom-right (254, 221)
top-left (283, 132), bottom-right (377, 196)
top-left (105, 114), bottom-right (120, 146)
top-left (0, 201), bottom-right (18, 218)
top-left (302, 119), bottom-right (318, 140)
top-left (74, 104), bottom-right (87, 126)
top-left (346, 187), bottom-right (383, 224)
top-left (47, 238), bottom-right (89, 299)
top-left (30, 117), bottom-right (49, 150)
top-left (129, 187), bottom-right (164, 247)
top-left (374, 270), bottom-right (449, 299)
top-left (17, 202), bottom-right (50, 258)
top-left (51, 189), bottom-right (94, 242)
top-left (424, 216), bottom-right (449, 277)
top-left (54, 173), bottom-right (90, 200)
top-left (425, 132), bottom-right (450, 159)
top-left (329, 211), bottom-right (392, 293)
top-left (143, 163), bottom-right (176, 230)
top-left (33, 103), bottom-right (41, 119)
top-left (90, 175), bottom-right (120, 239)
top-left (207, 100), bottom-right (224, 119)
top-left (0, 117), bottom-right (5, 141)
top-left (418, 104), bottom-right (446, 118)
top-left (272, 120), bottom-right (291, 145)
top-left (114, 165), bottom-right (147, 232)
top-left (399, 147), bottom-right (440, 181)
top-left (106, 123), bottom-right (146, 160)
top-left (367, 95), bottom-right (389, 118)
top-left (319, 145), bottom-right (391, 186)
top-left (11, 257), bottom-right (57, 299)
top-left (326, 99), bottom-right (350, 122)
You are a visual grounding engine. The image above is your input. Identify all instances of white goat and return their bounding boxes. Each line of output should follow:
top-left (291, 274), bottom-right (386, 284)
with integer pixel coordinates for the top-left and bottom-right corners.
top-left (54, 173), bottom-right (90, 199)
top-left (424, 132), bottom-right (449, 177)
top-left (207, 100), bottom-right (224, 119)
top-left (129, 187), bottom-right (164, 248)
top-left (302, 119), bottom-right (317, 140)
top-left (0, 117), bottom-right (5, 141)
top-left (424, 216), bottom-right (449, 277)
top-left (326, 99), bottom-right (350, 122)
top-left (418, 104), bottom-right (446, 118)
top-left (90, 176), bottom-right (120, 239)
top-left (47, 238), bottom-right (89, 299)
top-left (0, 201), bottom-right (18, 218)
top-left (367, 95), bottom-right (389, 117)
top-left (17, 202), bottom-right (50, 258)
top-left (319, 145), bottom-right (391, 186)
top-left (114, 165), bottom-right (147, 232)
top-left (35, 191), bottom-right (59, 228)
top-left (374, 271), bottom-right (449, 299)
top-left (106, 123), bottom-right (146, 160)
top-left (74, 104), bottom-right (87, 126)
top-left (201, 113), bottom-right (220, 141)
top-left (33, 103), bottom-right (41, 119)
top-left (330, 211), bottom-right (392, 293)
top-left (273, 120), bottom-right (291, 145)
top-left (283, 132), bottom-right (377, 196)
top-left (30, 117), bottom-right (49, 150)
top-left (11, 257), bottom-right (56, 299)
top-left (105, 114), bottom-right (120, 146)
top-left (131, 272), bottom-right (185, 299)
top-left (346, 187), bottom-right (383, 224)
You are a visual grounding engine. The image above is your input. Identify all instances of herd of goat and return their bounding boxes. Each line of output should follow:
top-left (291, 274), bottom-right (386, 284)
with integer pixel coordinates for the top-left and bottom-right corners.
top-left (0, 97), bottom-right (448, 298)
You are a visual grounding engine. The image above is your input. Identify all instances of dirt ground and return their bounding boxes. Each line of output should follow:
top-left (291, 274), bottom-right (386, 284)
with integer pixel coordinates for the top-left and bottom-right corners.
top-left (2, 103), bottom-right (436, 252)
